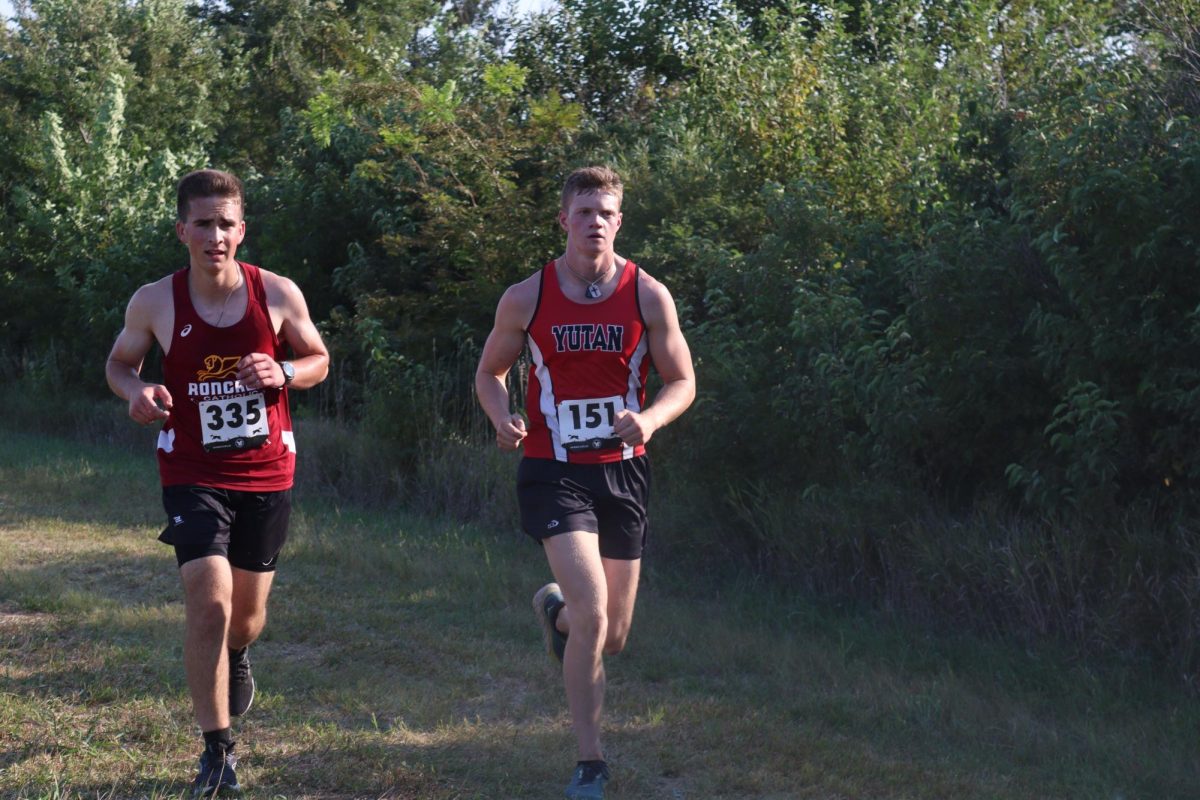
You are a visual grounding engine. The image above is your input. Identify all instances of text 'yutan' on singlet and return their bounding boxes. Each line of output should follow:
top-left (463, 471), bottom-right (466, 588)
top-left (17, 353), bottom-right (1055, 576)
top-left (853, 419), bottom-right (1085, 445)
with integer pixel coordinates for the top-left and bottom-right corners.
top-left (157, 262), bottom-right (295, 491)
top-left (523, 260), bottom-right (651, 464)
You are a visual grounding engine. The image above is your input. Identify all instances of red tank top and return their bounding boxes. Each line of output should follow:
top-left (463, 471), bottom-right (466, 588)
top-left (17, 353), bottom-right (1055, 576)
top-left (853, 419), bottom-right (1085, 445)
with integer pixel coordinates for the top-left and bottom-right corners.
top-left (157, 263), bottom-right (295, 490)
top-left (524, 260), bottom-right (650, 464)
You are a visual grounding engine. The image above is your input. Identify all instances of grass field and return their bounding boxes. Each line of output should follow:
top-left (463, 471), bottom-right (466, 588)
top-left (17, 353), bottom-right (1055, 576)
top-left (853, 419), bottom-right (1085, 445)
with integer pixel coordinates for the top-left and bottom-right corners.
top-left (1, 424), bottom-right (1198, 799)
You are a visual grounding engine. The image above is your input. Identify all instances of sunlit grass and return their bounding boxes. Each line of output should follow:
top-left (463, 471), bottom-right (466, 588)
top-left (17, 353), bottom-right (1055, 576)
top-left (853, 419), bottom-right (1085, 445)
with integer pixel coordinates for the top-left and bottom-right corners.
top-left (1, 425), bottom-right (1198, 798)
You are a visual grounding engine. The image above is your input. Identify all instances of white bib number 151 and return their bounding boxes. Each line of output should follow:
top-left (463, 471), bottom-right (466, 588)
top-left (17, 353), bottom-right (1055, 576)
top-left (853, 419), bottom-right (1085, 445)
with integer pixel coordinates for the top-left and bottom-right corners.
top-left (557, 395), bottom-right (625, 452)
top-left (199, 392), bottom-right (269, 452)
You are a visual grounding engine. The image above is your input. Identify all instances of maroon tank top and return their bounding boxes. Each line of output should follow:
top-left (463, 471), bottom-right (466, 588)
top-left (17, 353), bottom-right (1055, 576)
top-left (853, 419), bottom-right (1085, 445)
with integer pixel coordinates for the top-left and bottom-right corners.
top-left (157, 262), bottom-right (294, 490)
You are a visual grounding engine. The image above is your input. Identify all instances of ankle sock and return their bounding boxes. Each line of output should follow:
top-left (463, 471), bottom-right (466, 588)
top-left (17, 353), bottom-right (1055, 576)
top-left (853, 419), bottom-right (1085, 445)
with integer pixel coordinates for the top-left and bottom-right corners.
top-left (203, 727), bottom-right (234, 753)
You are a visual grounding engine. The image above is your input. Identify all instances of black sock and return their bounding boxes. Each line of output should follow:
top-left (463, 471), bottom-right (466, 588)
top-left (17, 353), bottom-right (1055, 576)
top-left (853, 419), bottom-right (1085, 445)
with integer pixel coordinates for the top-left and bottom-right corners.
top-left (203, 728), bottom-right (234, 753)
top-left (549, 600), bottom-right (565, 632)
top-left (578, 759), bottom-right (608, 773)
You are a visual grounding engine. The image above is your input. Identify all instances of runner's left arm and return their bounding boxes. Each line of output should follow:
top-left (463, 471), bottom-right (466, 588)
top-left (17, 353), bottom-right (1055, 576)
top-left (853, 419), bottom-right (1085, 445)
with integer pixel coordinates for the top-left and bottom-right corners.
top-left (612, 276), bottom-right (696, 447)
top-left (237, 274), bottom-right (330, 390)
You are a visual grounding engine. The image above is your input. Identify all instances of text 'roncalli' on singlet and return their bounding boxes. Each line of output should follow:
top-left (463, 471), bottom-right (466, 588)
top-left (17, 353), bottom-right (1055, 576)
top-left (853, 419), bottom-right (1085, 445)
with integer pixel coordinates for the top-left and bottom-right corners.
top-left (523, 260), bottom-right (650, 464)
top-left (157, 262), bottom-right (295, 491)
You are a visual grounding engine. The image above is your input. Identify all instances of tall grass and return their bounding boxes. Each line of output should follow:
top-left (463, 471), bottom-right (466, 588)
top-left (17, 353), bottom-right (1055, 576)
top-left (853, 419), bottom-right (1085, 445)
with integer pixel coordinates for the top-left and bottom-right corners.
top-left (696, 474), bottom-right (1200, 682)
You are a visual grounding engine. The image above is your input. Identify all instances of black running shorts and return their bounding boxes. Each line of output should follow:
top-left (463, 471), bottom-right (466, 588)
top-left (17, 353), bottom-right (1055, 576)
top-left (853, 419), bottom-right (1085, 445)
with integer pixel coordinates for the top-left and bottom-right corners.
top-left (159, 485), bottom-right (292, 572)
top-left (517, 455), bottom-right (650, 560)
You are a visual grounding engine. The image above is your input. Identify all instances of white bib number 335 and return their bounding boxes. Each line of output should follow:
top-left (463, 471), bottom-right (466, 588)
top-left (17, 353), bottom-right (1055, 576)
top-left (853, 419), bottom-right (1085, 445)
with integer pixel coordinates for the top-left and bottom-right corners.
top-left (199, 392), bottom-right (269, 452)
top-left (557, 395), bottom-right (625, 452)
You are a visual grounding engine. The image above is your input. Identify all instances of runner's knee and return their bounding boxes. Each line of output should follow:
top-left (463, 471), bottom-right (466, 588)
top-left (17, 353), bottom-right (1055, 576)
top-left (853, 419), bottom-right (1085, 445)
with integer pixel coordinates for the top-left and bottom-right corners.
top-left (603, 613), bottom-right (633, 654)
top-left (569, 604), bottom-right (608, 647)
top-left (188, 596), bottom-right (231, 637)
top-left (603, 625), bottom-right (630, 655)
top-left (227, 612), bottom-right (265, 647)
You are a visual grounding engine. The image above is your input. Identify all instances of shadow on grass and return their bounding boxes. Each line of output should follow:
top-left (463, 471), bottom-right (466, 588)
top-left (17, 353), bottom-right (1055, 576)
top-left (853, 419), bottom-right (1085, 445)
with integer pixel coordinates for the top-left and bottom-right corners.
top-left (0, 553), bottom-right (183, 703)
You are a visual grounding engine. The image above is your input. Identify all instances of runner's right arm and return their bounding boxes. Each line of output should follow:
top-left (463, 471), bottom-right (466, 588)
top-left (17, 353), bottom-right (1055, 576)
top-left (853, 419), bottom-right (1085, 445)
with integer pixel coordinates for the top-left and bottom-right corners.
top-left (475, 279), bottom-right (537, 451)
top-left (106, 282), bottom-right (174, 425)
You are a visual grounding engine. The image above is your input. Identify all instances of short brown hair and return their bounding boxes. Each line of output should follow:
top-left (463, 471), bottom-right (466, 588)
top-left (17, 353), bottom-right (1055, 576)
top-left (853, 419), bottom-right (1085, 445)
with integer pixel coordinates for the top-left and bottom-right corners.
top-left (560, 165), bottom-right (623, 210)
top-left (177, 169), bottom-right (244, 221)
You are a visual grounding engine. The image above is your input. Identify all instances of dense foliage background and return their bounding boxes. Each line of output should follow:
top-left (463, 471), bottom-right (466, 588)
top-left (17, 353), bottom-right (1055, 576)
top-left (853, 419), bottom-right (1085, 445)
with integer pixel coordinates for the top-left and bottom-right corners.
top-left (3, 0), bottom-right (1199, 675)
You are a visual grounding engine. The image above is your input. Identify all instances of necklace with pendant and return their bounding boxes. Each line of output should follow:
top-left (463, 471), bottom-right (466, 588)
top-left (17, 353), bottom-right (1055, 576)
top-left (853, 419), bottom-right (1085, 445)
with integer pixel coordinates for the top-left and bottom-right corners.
top-left (562, 260), bottom-right (614, 299)
top-left (213, 271), bottom-right (244, 327)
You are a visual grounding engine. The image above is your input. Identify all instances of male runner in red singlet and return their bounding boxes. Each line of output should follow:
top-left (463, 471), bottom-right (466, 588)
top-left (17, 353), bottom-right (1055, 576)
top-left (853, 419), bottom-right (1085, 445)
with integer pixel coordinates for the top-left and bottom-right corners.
top-left (106, 169), bottom-right (330, 797)
top-left (476, 166), bottom-right (695, 799)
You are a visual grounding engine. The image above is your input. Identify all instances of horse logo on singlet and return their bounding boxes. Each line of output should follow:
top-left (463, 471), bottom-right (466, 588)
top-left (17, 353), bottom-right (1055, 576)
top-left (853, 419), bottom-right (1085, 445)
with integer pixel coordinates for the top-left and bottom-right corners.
top-left (195, 355), bottom-right (241, 382)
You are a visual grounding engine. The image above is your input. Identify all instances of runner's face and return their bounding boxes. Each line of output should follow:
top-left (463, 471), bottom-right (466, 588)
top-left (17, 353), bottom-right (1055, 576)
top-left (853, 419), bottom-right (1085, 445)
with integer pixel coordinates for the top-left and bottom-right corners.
top-left (559, 191), bottom-right (622, 258)
top-left (176, 195), bottom-right (245, 274)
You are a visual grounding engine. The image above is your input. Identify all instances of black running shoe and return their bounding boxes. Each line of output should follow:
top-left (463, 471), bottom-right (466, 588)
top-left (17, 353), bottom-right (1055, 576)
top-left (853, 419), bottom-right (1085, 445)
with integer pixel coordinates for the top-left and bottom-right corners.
top-left (564, 760), bottom-right (610, 799)
top-left (229, 647), bottom-right (255, 717)
top-left (192, 745), bottom-right (241, 798)
top-left (533, 582), bottom-right (567, 663)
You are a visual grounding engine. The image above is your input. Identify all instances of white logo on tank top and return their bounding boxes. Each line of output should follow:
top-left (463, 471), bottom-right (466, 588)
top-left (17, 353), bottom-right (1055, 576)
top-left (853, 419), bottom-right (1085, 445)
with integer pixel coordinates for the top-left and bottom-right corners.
top-left (180, 324), bottom-right (193, 337)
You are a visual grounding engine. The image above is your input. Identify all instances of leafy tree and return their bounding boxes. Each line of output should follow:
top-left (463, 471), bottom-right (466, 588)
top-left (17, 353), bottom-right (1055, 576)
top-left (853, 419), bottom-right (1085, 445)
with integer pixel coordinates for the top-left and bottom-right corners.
top-left (510, 0), bottom-right (724, 123)
top-left (0, 0), bottom-right (222, 380)
top-left (191, 0), bottom-right (440, 171)
top-left (4, 73), bottom-right (203, 383)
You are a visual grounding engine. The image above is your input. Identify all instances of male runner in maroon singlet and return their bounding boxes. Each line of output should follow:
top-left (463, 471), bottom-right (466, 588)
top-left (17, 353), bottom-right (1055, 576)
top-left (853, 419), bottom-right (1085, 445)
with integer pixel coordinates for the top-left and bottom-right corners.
top-left (106, 169), bottom-right (329, 797)
top-left (476, 166), bottom-right (695, 800)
